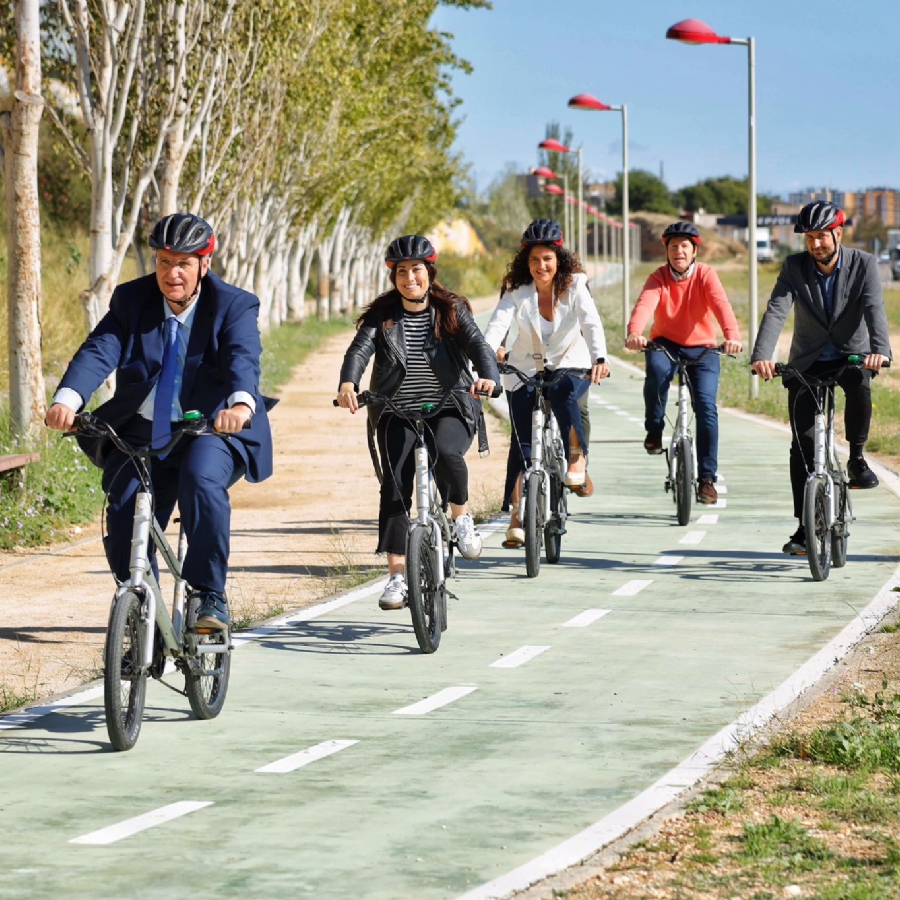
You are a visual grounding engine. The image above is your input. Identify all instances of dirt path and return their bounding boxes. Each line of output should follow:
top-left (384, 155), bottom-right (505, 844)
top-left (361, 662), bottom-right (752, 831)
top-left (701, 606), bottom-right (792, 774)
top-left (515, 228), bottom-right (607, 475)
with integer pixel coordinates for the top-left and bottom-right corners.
top-left (0, 310), bottom-right (508, 704)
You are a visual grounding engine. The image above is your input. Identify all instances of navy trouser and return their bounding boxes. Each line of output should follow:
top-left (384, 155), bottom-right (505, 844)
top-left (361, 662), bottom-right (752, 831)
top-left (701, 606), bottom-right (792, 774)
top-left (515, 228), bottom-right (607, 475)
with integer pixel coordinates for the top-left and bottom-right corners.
top-left (644, 338), bottom-right (720, 480)
top-left (102, 418), bottom-right (245, 594)
top-left (785, 361), bottom-right (872, 519)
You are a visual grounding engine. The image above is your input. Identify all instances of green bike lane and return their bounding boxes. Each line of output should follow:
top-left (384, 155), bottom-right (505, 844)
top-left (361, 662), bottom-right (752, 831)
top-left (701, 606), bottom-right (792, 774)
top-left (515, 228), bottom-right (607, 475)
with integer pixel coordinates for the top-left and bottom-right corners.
top-left (2, 359), bottom-right (900, 900)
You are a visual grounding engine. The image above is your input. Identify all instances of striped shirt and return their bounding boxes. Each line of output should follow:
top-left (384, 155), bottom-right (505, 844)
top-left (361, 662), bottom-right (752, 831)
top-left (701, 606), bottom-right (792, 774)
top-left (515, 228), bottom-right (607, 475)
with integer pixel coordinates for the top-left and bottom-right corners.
top-left (392, 309), bottom-right (444, 412)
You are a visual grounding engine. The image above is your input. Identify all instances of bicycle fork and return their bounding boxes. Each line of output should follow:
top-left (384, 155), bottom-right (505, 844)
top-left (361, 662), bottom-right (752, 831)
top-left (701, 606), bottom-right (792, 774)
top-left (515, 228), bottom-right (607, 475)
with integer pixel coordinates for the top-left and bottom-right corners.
top-left (519, 406), bottom-right (551, 523)
top-left (414, 444), bottom-right (445, 586)
top-left (810, 406), bottom-right (835, 529)
top-left (125, 491), bottom-right (179, 669)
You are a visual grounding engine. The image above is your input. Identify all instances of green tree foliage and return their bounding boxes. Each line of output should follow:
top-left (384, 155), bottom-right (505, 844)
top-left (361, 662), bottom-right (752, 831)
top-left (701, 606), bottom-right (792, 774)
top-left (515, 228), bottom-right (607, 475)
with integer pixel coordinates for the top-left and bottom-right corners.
top-left (606, 169), bottom-right (677, 216)
top-left (672, 176), bottom-right (775, 216)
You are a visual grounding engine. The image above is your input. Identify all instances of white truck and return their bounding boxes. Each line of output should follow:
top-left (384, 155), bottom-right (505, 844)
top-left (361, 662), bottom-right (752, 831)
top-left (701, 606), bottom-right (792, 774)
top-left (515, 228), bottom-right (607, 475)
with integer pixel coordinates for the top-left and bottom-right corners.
top-left (888, 228), bottom-right (900, 281)
top-left (755, 226), bottom-right (774, 263)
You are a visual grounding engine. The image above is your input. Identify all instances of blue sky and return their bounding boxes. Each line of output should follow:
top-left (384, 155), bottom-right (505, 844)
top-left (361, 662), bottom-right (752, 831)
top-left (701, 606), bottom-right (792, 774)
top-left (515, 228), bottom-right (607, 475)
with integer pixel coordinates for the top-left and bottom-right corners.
top-left (431, 0), bottom-right (898, 198)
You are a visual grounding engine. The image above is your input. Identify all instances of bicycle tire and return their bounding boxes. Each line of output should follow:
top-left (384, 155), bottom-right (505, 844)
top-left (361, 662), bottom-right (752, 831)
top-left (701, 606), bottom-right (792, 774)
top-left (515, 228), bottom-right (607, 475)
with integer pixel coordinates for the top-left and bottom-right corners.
top-left (545, 474), bottom-right (563, 564)
top-left (524, 472), bottom-right (543, 578)
top-left (831, 478), bottom-right (849, 569)
top-left (675, 437), bottom-right (693, 526)
top-left (103, 591), bottom-right (147, 751)
top-left (407, 523), bottom-right (441, 653)
top-left (185, 631), bottom-right (231, 720)
top-left (804, 478), bottom-right (832, 581)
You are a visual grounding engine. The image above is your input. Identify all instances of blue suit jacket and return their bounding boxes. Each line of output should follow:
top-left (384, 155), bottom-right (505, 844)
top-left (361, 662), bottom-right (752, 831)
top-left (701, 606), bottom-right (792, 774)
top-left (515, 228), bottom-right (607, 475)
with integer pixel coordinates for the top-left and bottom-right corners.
top-left (58, 271), bottom-right (273, 483)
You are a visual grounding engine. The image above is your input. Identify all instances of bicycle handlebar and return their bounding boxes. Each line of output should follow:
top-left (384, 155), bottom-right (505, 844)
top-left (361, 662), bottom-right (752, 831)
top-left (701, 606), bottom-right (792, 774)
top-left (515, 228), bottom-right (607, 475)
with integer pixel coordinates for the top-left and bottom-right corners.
top-left (496, 361), bottom-right (593, 389)
top-left (772, 355), bottom-right (890, 386)
top-left (67, 411), bottom-right (228, 458)
top-left (332, 386), bottom-right (499, 416)
top-left (643, 342), bottom-right (733, 364)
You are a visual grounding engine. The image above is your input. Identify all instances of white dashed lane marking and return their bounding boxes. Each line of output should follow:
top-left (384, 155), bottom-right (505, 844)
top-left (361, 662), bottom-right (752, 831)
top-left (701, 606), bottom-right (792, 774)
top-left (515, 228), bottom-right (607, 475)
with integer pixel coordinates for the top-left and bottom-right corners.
top-left (393, 685), bottom-right (478, 716)
top-left (653, 556), bottom-right (683, 566)
top-left (256, 740), bottom-right (359, 774)
top-left (696, 514), bottom-right (719, 525)
top-left (679, 531), bottom-right (706, 545)
top-left (490, 646), bottom-right (551, 669)
top-left (70, 801), bottom-right (213, 846)
top-left (612, 580), bottom-right (653, 596)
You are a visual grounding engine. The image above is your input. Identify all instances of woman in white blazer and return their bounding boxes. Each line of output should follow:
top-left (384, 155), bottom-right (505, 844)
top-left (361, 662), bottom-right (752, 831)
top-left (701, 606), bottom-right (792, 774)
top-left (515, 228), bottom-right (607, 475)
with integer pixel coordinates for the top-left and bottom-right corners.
top-left (483, 219), bottom-right (610, 545)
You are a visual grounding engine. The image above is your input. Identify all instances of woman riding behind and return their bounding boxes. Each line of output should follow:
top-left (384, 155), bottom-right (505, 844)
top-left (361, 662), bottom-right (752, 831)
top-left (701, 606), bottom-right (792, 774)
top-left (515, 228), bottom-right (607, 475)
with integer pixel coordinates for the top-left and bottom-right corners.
top-left (337, 235), bottom-right (500, 611)
top-left (483, 219), bottom-right (609, 547)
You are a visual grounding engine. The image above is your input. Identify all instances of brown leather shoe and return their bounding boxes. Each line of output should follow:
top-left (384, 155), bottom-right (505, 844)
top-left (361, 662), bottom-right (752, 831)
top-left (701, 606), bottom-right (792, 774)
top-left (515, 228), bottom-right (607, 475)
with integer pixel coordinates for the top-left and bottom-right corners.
top-left (697, 477), bottom-right (718, 504)
top-left (570, 470), bottom-right (594, 498)
top-left (644, 432), bottom-right (663, 455)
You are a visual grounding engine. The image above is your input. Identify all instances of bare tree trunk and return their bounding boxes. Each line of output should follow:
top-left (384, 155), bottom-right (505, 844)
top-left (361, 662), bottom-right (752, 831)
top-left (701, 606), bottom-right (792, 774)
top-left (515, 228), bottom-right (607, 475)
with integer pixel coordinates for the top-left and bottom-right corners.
top-left (0, 0), bottom-right (46, 440)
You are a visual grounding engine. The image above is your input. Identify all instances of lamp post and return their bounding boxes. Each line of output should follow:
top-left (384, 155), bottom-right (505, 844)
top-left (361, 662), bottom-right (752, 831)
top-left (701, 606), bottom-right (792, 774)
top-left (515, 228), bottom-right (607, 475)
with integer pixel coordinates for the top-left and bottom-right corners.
top-left (568, 93), bottom-right (630, 334)
top-left (539, 138), bottom-right (583, 260)
top-left (666, 18), bottom-right (757, 398)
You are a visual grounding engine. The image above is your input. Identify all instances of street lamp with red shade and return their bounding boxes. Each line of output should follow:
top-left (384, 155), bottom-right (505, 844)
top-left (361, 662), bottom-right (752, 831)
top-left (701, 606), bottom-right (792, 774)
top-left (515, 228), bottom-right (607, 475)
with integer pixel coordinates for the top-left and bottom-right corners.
top-left (539, 138), bottom-right (583, 258)
top-left (666, 17), bottom-right (758, 397)
top-left (568, 91), bottom-right (630, 332)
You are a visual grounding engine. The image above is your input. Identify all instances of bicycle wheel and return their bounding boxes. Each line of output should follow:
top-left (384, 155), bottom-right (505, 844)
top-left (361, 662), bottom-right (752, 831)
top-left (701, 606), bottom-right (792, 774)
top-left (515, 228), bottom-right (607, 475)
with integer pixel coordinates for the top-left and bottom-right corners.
top-left (804, 478), bottom-right (832, 581)
top-left (674, 437), bottom-right (693, 526)
top-left (103, 591), bottom-right (147, 751)
top-left (185, 631), bottom-right (231, 720)
top-left (545, 474), bottom-right (564, 564)
top-left (831, 478), bottom-right (849, 569)
top-left (407, 523), bottom-right (441, 653)
top-left (524, 472), bottom-right (543, 578)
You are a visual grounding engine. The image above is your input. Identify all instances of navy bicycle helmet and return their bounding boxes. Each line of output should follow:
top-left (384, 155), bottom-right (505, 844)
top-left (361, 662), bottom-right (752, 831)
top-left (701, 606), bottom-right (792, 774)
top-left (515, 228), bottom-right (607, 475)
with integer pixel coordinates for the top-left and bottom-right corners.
top-left (794, 200), bottom-right (845, 233)
top-left (521, 218), bottom-right (563, 247)
top-left (661, 221), bottom-right (702, 244)
top-left (385, 235), bottom-right (437, 268)
top-left (149, 213), bottom-right (216, 256)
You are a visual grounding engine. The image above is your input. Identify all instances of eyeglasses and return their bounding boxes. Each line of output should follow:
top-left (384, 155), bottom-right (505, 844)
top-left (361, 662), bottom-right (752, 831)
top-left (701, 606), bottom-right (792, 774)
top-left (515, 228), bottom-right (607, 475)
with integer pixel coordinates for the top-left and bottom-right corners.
top-left (157, 256), bottom-right (200, 272)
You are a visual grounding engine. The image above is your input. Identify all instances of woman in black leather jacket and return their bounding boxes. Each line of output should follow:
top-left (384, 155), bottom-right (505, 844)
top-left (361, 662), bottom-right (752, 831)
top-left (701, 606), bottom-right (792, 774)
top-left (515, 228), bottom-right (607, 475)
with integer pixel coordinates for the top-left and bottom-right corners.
top-left (337, 235), bottom-right (500, 611)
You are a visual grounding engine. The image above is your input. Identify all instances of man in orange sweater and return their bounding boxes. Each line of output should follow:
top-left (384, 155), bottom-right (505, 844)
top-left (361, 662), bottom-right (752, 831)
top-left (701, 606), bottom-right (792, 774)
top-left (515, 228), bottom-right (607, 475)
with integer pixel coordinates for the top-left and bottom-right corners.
top-left (625, 222), bottom-right (742, 503)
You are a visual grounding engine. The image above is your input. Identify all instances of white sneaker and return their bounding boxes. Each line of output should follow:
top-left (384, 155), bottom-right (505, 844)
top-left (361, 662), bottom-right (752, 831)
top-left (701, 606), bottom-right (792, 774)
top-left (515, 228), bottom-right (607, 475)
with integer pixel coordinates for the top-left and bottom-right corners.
top-left (378, 573), bottom-right (408, 610)
top-left (453, 512), bottom-right (483, 560)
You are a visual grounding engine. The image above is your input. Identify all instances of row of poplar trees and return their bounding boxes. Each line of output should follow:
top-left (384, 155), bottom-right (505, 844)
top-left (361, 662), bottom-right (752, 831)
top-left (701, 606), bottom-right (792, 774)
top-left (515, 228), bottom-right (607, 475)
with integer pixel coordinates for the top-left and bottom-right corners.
top-left (0, 0), bottom-right (489, 437)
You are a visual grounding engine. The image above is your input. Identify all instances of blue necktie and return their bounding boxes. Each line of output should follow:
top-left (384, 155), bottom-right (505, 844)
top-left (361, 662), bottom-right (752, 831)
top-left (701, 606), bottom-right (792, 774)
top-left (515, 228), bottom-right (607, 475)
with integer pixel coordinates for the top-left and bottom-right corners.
top-left (152, 316), bottom-right (179, 453)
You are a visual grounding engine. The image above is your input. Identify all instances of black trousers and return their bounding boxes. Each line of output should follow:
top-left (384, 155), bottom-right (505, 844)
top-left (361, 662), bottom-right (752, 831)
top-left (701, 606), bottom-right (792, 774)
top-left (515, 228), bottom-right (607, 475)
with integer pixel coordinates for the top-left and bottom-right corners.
top-left (785, 361), bottom-right (872, 519)
top-left (376, 409), bottom-right (473, 555)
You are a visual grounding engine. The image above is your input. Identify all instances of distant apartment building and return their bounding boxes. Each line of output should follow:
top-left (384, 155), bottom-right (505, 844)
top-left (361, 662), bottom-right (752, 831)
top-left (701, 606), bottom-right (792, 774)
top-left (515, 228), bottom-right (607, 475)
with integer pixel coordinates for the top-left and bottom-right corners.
top-left (788, 187), bottom-right (900, 226)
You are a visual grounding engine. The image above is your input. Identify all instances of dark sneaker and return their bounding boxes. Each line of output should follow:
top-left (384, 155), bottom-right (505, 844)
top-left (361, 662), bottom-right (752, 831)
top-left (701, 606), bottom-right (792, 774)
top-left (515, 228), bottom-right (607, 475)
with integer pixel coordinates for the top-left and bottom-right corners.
top-left (697, 477), bottom-right (718, 504)
top-left (782, 526), bottom-right (806, 556)
top-left (847, 456), bottom-right (878, 489)
top-left (192, 591), bottom-right (230, 631)
top-left (644, 432), bottom-right (663, 455)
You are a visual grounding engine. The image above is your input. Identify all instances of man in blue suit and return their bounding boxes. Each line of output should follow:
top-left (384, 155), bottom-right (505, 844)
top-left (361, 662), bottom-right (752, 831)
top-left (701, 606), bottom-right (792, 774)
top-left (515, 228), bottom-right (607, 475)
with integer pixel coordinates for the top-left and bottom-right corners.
top-left (45, 214), bottom-right (274, 630)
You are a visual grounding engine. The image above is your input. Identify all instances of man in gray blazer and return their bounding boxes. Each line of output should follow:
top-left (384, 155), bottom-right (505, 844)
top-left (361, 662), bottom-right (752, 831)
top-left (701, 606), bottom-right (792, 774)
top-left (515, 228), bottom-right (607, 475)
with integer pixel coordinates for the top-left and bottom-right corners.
top-left (750, 201), bottom-right (891, 554)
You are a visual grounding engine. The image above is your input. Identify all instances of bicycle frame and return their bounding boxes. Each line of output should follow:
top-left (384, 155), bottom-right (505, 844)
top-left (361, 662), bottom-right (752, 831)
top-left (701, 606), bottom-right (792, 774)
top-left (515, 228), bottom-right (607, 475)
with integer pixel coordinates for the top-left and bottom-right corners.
top-left (667, 362), bottom-right (698, 488)
top-left (806, 383), bottom-right (845, 532)
top-left (412, 427), bottom-right (449, 588)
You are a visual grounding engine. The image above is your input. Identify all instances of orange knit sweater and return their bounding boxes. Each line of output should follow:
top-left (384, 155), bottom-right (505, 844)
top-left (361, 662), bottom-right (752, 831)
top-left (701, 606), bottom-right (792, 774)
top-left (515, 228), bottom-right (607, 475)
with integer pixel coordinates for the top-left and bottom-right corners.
top-left (628, 262), bottom-right (740, 346)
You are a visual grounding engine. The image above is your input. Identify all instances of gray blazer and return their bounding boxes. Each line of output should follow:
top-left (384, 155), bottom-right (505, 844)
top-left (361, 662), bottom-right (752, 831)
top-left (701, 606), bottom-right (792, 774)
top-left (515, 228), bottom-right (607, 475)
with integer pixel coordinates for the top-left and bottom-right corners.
top-left (751, 247), bottom-right (891, 371)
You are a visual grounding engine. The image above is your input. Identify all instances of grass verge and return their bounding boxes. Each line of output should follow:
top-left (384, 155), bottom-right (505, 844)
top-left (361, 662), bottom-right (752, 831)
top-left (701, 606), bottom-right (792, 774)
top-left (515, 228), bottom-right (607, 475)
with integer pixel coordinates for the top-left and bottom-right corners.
top-left (560, 632), bottom-right (900, 900)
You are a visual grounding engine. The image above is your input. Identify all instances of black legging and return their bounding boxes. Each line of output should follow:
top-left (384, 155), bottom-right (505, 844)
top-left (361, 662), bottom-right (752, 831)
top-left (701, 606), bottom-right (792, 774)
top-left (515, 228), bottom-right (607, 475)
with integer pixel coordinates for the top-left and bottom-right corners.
top-left (785, 361), bottom-right (872, 519)
top-left (376, 409), bottom-right (473, 555)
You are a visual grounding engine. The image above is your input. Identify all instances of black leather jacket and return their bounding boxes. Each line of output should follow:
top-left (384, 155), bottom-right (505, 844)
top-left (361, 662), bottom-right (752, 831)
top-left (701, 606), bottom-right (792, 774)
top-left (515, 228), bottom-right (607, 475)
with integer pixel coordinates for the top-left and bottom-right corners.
top-left (339, 296), bottom-right (500, 442)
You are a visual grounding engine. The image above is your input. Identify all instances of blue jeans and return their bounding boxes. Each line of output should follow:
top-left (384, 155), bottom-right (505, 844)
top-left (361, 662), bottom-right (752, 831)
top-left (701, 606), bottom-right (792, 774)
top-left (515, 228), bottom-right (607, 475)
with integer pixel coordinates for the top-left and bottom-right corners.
top-left (644, 339), bottom-right (720, 480)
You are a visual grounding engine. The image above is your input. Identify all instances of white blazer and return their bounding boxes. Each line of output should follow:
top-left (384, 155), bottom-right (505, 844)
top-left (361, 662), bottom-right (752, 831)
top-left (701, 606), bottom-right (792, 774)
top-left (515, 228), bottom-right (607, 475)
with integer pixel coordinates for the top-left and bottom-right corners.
top-left (483, 273), bottom-right (608, 391)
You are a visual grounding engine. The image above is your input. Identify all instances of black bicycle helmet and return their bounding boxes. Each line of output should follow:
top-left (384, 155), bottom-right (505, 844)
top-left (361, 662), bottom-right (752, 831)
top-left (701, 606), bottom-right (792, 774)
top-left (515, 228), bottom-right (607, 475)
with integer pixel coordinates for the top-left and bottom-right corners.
top-left (794, 200), bottom-right (845, 233)
top-left (521, 218), bottom-right (563, 247)
top-left (385, 234), bottom-right (437, 268)
top-left (661, 221), bottom-right (702, 245)
top-left (149, 213), bottom-right (216, 256)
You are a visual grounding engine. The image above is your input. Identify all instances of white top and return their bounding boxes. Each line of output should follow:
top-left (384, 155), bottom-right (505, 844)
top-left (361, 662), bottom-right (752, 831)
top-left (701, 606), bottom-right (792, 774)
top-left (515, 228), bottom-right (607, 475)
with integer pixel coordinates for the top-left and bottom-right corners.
top-left (483, 273), bottom-right (607, 391)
